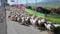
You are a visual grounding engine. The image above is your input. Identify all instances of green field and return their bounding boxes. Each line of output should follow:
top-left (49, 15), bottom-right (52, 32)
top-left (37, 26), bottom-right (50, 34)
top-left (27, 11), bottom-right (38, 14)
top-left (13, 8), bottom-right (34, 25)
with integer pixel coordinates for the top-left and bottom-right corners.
top-left (25, 8), bottom-right (60, 24)
top-left (47, 14), bottom-right (60, 24)
top-left (25, 8), bottom-right (45, 18)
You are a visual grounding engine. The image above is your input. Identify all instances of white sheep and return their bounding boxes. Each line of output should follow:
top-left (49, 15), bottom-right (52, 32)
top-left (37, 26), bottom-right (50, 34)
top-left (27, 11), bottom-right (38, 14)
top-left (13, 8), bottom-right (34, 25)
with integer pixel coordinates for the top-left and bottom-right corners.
top-left (17, 15), bottom-right (22, 22)
top-left (30, 17), bottom-right (38, 28)
top-left (21, 17), bottom-right (25, 25)
top-left (44, 22), bottom-right (56, 33)
top-left (9, 12), bottom-right (15, 21)
top-left (40, 19), bottom-right (45, 23)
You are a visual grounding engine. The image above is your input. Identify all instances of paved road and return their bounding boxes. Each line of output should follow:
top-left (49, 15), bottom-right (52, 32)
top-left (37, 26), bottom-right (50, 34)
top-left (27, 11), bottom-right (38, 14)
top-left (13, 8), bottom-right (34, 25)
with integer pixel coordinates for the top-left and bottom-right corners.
top-left (6, 10), bottom-right (50, 34)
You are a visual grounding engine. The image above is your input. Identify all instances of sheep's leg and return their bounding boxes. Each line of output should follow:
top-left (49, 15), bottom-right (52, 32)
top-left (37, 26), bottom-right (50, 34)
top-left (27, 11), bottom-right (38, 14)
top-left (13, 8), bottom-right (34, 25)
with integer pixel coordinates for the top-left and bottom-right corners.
top-left (32, 23), bottom-right (37, 29)
top-left (15, 17), bottom-right (18, 21)
top-left (21, 20), bottom-right (25, 25)
top-left (19, 19), bottom-right (22, 23)
top-left (18, 19), bottom-right (22, 24)
top-left (24, 22), bottom-right (29, 26)
top-left (47, 30), bottom-right (54, 34)
top-left (10, 17), bottom-right (14, 21)
top-left (8, 15), bottom-right (11, 18)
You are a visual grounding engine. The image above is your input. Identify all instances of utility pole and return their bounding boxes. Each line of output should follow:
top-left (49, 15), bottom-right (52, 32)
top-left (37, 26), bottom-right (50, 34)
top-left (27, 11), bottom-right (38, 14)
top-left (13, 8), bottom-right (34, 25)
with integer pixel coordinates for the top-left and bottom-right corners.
top-left (0, 0), bottom-right (7, 34)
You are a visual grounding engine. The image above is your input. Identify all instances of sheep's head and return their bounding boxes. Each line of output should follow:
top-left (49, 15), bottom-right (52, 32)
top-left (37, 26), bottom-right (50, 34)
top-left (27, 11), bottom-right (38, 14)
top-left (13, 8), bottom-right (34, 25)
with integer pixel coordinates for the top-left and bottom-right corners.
top-left (41, 19), bottom-right (46, 23)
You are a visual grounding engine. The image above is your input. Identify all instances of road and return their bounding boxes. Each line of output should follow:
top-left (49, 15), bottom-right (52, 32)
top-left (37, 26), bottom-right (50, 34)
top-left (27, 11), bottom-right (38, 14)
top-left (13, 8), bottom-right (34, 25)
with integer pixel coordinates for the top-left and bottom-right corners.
top-left (6, 10), bottom-right (50, 34)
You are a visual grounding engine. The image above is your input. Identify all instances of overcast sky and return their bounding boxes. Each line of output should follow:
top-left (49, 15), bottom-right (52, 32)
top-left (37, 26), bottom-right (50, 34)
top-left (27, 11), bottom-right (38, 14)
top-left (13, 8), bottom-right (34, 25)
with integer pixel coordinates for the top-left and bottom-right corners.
top-left (7, 0), bottom-right (60, 5)
top-left (8, 0), bottom-right (43, 5)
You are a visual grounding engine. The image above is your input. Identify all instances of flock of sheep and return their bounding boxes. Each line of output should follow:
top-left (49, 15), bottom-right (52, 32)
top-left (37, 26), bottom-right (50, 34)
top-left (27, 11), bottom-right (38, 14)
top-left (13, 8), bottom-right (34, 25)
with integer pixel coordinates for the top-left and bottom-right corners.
top-left (8, 9), bottom-right (60, 34)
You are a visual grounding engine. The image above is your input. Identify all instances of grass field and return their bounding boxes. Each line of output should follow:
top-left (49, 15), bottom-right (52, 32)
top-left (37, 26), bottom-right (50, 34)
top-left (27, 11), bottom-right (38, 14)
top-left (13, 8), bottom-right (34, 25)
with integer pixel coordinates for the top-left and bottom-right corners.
top-left (25, 8), bottom-right (60, 24)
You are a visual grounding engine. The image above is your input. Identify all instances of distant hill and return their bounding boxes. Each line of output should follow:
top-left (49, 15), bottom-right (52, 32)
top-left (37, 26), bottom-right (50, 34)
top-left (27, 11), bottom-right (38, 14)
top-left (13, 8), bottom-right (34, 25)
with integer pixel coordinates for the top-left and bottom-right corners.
top-left (26, 1), bottom-right (60, 8)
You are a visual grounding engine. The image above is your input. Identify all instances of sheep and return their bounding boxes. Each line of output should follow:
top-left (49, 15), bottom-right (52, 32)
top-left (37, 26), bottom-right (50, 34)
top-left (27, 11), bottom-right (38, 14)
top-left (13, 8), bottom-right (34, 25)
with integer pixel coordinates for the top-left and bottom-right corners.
top-left (17, 15), bottom-right (22, 22)
top-left (24, 16), bottom-right (31, 25)
top-left (54, 24), bottom-right (60, 27)
top-left (21, 16), bottom-right (26, 25)
top-left (30, 16), bottom-right (39, 28)
top-left (44, 22), bottom-right (56, 34)
top-left (8, 12), bottom-right (13, 18)
top-left (9, 13), bottom-right (16, 21)
top-left (9, 12), bottom-right (18, 21)
top-left (21, 14), bottom-right (30, 24)
top-left (37, 18), bottom-right (46, 27)
top-left (38, 19), bottom-right (44, 27)
top-left (40, 18), bottom-right (46, 23)
top-left (14, 14), bottom-right (19, 21)
top-left (53, 24), bottom-right (60, 34)
top-left (30, 15), bottom-right (35, 25)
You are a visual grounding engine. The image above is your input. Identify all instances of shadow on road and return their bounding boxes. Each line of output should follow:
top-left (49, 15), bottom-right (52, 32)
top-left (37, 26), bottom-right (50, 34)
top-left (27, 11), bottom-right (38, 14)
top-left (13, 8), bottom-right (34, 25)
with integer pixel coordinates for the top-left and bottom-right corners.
top-left (37, 27), bottom-right (46, 32)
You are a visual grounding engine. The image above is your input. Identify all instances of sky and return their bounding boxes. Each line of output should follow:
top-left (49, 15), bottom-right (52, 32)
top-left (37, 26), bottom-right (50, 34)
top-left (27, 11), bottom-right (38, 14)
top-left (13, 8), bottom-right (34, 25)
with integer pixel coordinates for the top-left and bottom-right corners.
top-left (7, 0), bottom-right (60, 5)
top-left (0, 0), bottom-right (60, 6)
top-left (7, 0), bottom-right (48, 5)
